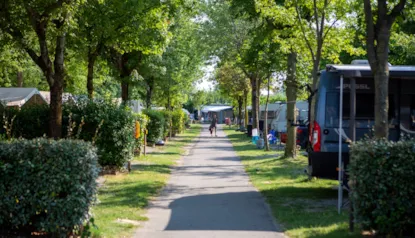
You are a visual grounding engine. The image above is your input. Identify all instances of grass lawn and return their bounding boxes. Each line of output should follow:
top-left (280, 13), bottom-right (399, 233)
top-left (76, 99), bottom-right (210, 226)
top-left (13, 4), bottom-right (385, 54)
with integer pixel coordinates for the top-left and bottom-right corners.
top-left (91, 124), bottom-right (201, 238)
top-left (224, 127), bottom-right (360, 238)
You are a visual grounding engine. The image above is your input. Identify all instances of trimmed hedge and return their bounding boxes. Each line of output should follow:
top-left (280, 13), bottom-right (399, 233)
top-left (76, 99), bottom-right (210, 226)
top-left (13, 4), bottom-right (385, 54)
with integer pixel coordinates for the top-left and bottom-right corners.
top-left (0, 139), bottom-right (99, 235)
top-left (143, 110), bottom-right (165, 142)
top-left (350, 139), bottom-right (415, 236)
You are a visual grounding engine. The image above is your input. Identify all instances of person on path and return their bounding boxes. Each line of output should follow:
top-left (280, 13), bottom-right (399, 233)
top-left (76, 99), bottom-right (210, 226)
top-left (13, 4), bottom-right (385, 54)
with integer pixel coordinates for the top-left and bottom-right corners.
top-left (209, 114), bottom-right (217, 137)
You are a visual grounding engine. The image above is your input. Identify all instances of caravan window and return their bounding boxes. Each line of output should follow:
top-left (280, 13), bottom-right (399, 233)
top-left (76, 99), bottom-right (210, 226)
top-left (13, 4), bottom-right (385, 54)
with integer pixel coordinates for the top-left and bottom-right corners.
top-left (325, 93), bottom-right (395, 128)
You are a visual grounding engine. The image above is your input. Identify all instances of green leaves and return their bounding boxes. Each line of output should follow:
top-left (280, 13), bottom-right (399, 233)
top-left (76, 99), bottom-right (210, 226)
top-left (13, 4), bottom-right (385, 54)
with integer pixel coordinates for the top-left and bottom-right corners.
top-left (0, 138), bottom-right (99, 235)
top-left (350, 138), bottom-right (415, 236)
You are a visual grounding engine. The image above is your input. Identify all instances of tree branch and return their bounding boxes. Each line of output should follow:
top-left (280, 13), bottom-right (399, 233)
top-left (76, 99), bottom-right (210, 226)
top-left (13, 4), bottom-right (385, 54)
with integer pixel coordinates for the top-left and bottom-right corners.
top-left (41, 0), bottom-right (73, 19)
top-left (322, 17), bottom-right (340, 42)
top-left (363, 0), bottom-right (377, 68)
top-left (313, 0), bottom-right (320, 36)
top-left (294, 0), bottom-right (315, 61)
top-left (389, 0), bottom-right (407, 23)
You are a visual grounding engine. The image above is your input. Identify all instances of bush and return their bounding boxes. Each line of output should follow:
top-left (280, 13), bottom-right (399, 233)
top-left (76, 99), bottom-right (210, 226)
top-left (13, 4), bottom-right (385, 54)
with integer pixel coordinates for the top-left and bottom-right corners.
top-left (63, 99), bottom-right (136, 168)
top-left (0, 99), bottom-right (136, 168)
top-left (350, 139), bottom-right (415, 236)
top-left (160, 110), bottom-right (172, 138)
top-left (0, 105), bottom-right (49, 139)
top-left (143, 110), bottom-right (165, 142)
top-left (0, 139), bottom-right (99, 236)
top-left (172, 109), bottom-right (185, 135)
top-left (134, 112), bottom-right (149, 150)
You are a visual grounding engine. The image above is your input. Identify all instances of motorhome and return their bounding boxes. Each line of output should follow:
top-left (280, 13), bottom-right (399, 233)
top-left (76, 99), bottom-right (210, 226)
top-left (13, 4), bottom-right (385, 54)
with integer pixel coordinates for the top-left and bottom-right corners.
top-left (308, 63), bottom-right (415, 179)
top-left (269, 101), bottom-right (308, 132)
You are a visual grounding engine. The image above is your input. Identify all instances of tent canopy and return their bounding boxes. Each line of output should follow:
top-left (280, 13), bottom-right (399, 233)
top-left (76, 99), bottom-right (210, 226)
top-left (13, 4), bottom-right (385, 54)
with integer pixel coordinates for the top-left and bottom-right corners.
top-left (0, 88), bottom-right (46, 107)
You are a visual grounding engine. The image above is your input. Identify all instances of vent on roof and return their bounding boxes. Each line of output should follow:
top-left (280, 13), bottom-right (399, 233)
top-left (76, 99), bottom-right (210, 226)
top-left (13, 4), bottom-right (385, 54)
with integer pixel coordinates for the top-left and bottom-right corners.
top-left (351, 59), bottom-right (392, 66)
top-left (351, 60), bottom-right (369, 65)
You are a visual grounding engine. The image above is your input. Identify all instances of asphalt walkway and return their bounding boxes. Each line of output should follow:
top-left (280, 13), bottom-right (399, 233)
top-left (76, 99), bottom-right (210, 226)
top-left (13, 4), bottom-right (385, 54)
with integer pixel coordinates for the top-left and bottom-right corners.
top-left (135, 125), bottom-right (285, 238)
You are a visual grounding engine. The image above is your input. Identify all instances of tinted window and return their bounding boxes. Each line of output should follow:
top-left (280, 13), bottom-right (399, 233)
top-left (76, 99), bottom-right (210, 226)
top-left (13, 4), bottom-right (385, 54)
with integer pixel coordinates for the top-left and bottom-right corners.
top-left (325, 93), bottom-right (395, 127)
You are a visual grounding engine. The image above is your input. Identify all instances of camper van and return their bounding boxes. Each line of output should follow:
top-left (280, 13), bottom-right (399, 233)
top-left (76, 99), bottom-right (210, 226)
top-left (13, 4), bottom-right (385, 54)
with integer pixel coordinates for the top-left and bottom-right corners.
top-left (308, 63), bottom-right (415, 179)
top-left (270, 101), bottom-right (308, 132)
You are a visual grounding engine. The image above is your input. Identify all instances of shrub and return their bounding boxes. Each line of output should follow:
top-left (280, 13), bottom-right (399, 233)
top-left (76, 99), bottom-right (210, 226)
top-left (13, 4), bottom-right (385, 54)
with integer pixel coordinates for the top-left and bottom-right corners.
top-left (134, 112), bottom-right (149, 150)
top-left (350, 139), bottom-right (415, 236)
top-left (160, 110), bottom-right (172, 138)
top-left (0, 105), bottom-right (49, 139)
top-left (63, 99), bottom-right (136, 168)
top-left (0, 139), bottom-right (99, 236)
top-left (172, 109), bottom-right (185, 134)
top-left (0, 99), bottom-right (136, 168)
top-left (143, 110), bottom-right (165, 142)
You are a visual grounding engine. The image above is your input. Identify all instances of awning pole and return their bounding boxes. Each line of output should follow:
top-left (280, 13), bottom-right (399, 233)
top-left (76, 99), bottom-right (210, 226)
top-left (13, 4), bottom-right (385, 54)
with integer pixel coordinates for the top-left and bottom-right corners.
top-left (338, 74), bottom-right (344, 214)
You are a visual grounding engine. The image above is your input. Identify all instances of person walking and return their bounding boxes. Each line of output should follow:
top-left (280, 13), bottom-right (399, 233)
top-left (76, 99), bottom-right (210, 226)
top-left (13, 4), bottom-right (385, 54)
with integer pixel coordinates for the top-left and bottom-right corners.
top-left (209, 114), bottom-right (218, 137)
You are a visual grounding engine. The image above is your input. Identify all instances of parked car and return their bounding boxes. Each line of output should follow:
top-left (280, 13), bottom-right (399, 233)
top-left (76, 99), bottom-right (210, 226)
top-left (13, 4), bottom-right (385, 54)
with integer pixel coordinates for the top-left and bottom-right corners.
top-left (279, 121), bottom-right (309, 149)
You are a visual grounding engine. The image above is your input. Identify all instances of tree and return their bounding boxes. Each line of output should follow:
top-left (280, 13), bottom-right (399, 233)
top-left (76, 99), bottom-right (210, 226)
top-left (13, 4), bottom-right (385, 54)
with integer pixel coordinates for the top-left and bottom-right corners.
top-left (0, 0), bottom-right (83, 138)
top-left (363, 0), bottom-right (407, 138)
top-left (215, 62), bottom-right (250, 126)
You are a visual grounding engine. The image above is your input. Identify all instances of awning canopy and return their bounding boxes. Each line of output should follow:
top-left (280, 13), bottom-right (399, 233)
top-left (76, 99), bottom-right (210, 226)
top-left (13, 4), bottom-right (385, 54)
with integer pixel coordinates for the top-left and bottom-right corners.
top-left (201, 105), bottom-right (233, 113)
top-left (326, 65), bottom-right (415, 79)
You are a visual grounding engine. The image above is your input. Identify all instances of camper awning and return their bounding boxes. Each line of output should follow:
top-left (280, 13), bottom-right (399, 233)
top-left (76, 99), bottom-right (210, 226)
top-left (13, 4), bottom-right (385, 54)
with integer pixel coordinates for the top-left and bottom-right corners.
top-left (326, 65), bottom-right (415, 79)
top-left (201, 106), bottom-right (232, 113)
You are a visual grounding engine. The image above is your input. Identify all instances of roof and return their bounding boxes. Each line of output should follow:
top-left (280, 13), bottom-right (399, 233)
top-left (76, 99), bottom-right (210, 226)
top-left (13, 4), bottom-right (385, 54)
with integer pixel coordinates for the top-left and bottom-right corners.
top-left (39, 91), bottom-right (75, 104)
top-left (201, 105), bottom-right (233, 113)
top-left (0, 88), bottom-right (46, 107)
top-left (326, 65), bottom-right (415, 79)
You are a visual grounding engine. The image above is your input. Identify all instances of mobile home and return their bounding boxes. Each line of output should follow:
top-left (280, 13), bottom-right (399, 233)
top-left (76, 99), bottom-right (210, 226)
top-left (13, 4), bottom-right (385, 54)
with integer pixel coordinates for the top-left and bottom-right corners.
top-left (308, 64), bottom-right (415, 179)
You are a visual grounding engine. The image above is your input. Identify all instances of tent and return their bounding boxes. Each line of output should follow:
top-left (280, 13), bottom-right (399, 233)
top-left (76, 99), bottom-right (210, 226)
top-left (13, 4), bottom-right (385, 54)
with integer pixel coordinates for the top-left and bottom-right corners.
top-left (0, 88), bottom-right (47, 108)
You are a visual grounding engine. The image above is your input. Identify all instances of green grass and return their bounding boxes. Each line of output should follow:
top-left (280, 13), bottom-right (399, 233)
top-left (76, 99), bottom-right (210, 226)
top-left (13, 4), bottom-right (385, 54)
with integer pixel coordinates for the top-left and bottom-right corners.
top-left (224, 128), bottom-right (361, 238)
top-left (91, 124), bottom-right (201, 238)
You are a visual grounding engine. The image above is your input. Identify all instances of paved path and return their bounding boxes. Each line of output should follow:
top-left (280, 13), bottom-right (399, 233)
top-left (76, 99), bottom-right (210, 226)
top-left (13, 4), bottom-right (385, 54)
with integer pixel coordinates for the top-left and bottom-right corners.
top-left (135, 125), bottom-right (285, 238)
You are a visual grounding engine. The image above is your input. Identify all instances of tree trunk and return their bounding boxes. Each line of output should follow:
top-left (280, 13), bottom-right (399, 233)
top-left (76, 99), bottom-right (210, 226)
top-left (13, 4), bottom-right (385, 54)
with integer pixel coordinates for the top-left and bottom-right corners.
top-left (146, 77), bottom-right (155, 109)
top-left (372, 23), bottom-right (391, 138)
top-left (87, 50), bottom-right (97, 99)
top-left (49, 82), bottom-right (63, 138)
top-left (17, 71), bottom-right (23, 87)
top-left (285, 52), bottom-right (298, 158)
top-left (250, 76), bottom-right (259, 129)
top-left (373, 62), bottom-right (389, 138)
top-left (121, 82), bottom-right (129, 103)
top-left (237, 96), bottom-right (243, 126)
top-left (244, 90), bottom-right (249, 127)
top-left (264, 76), bottom-right (271, 151)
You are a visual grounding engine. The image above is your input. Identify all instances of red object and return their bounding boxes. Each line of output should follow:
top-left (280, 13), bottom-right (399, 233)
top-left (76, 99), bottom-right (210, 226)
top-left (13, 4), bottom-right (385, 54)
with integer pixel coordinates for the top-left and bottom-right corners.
top-left (312, 121), bottom-right (321, 151)
top-left (225, 118), bottom-right (230, 125)
top-left (281, 128), bottom-right (303, 144)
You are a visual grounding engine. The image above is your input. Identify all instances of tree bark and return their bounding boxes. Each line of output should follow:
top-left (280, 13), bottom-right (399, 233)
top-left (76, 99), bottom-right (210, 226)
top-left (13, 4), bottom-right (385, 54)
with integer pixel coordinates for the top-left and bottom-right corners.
top-left (363, 0), bottom-right (406, 138)
top-left (87, 49), bottom-right (98, 99)
top-left (17, 71), bottom-right (23, 87)
top-left (121, 82), bottom-right (129, 103)
top-left (146, 77), bottom-right (155, 109)
top-left (250, 76), bottom-right (259, 130)
top-left (264, 76), bottom-right (271, 151)
top-left (285, 52), bottom-right (298, 158)
top-left (244, 90), bottom-right (249, 127)
top-left (237, 96), bottom-right (243, 126)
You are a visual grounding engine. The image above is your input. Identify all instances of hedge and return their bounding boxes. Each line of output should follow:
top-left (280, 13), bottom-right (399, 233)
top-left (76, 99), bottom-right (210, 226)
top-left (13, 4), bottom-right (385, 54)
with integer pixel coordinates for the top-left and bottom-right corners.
top-left (134, 112), bottom-right (149, 150)
top-left (0, 139), bottom-right (99, 236)
top-left (1, 99), bottom-right (137, 168)
top-left (143, 109), bottom-right (165, 142)
top-left (63, 99), bottom-right (136, 168)
top-left (350, 139), bottom-right (415, 236)
top-left (172, 109), bottom-right (185, 135)
top-left (161, 110), bottom-right (172, 138)
top-left (0, 104), bottom-right (49, 139)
